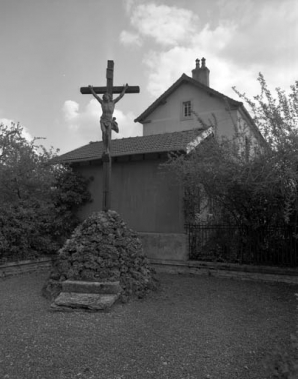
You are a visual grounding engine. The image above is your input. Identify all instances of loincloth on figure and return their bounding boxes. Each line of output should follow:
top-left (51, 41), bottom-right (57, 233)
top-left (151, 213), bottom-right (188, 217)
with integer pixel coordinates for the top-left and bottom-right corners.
top-left (100, 116), bottom-right (119, 133)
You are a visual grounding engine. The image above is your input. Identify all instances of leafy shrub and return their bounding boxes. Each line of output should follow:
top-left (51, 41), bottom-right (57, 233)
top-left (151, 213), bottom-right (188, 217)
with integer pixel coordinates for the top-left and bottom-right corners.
top-left (0, 122), bottom-right (91, 261)
top-left (165, 76), bottom-right (298, 229)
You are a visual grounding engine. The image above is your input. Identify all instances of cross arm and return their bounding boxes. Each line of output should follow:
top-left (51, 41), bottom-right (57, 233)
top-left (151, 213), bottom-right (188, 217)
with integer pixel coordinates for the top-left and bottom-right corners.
top-left (80, 86), bottom-right (140, 95)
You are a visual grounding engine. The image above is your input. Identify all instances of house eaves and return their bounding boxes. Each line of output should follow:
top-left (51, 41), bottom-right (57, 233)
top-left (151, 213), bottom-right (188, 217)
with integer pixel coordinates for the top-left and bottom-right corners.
top-left (134, 74), bottom-right (243, 123)
top-left (55, 129), bottom-right (204, 164)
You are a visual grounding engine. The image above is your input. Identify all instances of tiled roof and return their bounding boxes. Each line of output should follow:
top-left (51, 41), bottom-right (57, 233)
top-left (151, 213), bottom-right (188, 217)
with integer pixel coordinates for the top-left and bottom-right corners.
top-left (57, 129), bottom-right (202, 163)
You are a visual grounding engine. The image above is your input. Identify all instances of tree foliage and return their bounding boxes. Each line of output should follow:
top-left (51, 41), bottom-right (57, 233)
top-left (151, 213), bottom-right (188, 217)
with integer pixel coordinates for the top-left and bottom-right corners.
top-left (0, 122), bottom-right (91, 261)
top-left (164, 75), bottom-right (298, 227)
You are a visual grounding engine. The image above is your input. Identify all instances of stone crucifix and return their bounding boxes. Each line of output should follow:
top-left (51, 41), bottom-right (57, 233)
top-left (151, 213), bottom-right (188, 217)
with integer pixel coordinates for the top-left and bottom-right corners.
top-left (80, 60), bottom-right (140, 212)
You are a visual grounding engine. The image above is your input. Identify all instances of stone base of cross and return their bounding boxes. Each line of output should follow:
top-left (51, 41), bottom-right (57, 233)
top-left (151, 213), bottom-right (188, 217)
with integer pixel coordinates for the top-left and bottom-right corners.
top-left (80, 60), bottom-right (140, 212)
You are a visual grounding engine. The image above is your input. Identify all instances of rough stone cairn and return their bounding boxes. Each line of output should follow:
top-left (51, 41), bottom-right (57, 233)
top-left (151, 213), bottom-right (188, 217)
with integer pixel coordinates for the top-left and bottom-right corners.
top-left (43, 210), bottom-right (158, 309)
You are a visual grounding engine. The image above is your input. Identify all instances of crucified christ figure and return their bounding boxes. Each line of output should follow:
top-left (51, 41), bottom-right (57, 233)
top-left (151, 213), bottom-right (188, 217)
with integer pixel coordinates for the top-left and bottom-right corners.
top-left (88, 84), bottom-right (128, 155)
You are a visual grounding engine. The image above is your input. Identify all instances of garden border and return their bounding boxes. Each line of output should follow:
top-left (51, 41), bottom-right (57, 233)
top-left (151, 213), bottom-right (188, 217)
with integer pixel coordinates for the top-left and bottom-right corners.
top-left (0, 257), bottom-right (52, 278)
top-left (149, 258), bottom-right (298, 284)
top-left (2, 256), bottom-right (298, 285)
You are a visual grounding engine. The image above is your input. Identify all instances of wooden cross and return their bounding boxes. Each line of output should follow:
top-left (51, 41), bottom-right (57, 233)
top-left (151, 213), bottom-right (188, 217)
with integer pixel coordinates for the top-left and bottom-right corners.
top-left (80, 60), bottom-right (140, 212)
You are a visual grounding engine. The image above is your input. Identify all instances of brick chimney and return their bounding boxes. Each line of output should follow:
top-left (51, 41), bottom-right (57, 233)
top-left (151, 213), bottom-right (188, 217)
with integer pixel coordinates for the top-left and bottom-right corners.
top-left (192, 57), bottom-right (210, 87)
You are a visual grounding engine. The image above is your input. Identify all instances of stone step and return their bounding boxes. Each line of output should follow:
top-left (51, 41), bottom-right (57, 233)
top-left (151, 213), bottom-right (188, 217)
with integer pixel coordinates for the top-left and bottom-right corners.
top-left (62, 280), bottom-right (122, 295)
top-left (51, 292), bottom-right (119, 312)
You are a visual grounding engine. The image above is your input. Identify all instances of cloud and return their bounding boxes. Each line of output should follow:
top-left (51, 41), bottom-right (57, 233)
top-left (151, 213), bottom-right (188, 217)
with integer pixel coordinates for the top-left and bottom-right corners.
top-left (122, 0), bottom-right (297, 104)
top-left (119, 30), bottom-right (143, 47)
top-left (142, 20), bottom-right (240, 99)
top-left (62, 99), bottom-right (141, 146)
top-left (0, 118), bottom-right (15, 127)
top-left (21, 126), bottom-right (33, 142)
top-left (192, 22), bottom-right (236, 54)
top-left (218, 0), bottom-right (298, 69)
top-left (221, 0), bottom-right (298, 94)
top-left (0, 118), bottom-right (33, 141)
top-left (122, 2), bottom-right (244, 98)
top-left (62, 100), bottom-right (79, 123)
top-left (123, 0), bottom-right (138, 14)
top-left (143, 45), bottom-right (263, 104)
top-left (144, 47), bottom-right (194, 98)
top-left (113, 109), bottom-right (142, 139)
top-left (123, 2), bottom-right (200, 46)
top-left (62, 99), bottom-right (100, 134)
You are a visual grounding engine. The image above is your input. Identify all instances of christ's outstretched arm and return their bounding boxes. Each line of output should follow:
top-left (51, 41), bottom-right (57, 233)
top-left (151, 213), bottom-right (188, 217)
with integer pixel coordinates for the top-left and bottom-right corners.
top-left (89, 85), bottom-right (103, 104)
top-left (114, 84), bottom-right (129, 104)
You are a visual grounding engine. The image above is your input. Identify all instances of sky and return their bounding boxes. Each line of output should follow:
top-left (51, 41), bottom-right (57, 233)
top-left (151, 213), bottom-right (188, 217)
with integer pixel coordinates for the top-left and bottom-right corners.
top-left (0, 0), bottom-right (297, 154)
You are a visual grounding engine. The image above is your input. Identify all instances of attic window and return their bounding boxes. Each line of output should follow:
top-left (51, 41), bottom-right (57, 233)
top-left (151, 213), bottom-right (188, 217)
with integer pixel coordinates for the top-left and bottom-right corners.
top-left (181, 100), bottom-right (193, 120)
top-left (183, 101), bottom-right (192, 117)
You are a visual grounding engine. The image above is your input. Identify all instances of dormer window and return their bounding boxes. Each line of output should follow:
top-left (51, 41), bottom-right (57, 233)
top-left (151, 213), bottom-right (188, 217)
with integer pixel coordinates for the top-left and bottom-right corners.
top-left (181, 100), bottom-right (193, 120)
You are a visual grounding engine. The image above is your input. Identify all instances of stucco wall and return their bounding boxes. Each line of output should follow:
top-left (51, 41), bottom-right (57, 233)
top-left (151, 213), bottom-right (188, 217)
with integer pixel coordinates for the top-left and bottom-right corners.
top-left (235, 109), bottom-right (263, 157)
top-left (74, 155), bottom-right (184, 233)
top-left (143, 83), bottom-right (236, 139)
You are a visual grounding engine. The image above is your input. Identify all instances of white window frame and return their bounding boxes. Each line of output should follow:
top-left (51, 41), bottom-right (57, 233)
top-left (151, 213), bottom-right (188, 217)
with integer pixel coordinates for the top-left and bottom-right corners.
top-left (181, 100), bottom-right (193, 120)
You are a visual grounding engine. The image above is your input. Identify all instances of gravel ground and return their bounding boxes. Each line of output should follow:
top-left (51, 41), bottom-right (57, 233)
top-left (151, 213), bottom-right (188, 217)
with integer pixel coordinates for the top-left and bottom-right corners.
top-left (0, 272), bottom-right (297, 379)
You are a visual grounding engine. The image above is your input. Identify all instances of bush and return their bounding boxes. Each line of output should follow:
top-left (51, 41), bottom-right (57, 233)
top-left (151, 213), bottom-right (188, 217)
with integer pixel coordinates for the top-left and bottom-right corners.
top-left (164, 75), bottom-right (298, 229)
top-left (0, 122), bottom-right (91, 261)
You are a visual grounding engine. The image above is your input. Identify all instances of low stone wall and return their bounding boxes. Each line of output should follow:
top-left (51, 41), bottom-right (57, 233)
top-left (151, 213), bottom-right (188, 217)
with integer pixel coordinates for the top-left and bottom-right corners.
top-left (2, 254), bottom-right (298, 286)
top-left (0, 257), bottom-right (52, 278)
top-left (139, 232), bottom-right (188, 261)
top-left (149, 258), bottom-right (298, 285)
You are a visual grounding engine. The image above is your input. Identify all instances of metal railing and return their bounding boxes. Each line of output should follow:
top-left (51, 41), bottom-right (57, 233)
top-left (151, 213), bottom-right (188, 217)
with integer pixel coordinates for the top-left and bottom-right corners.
top-left (185, 223), bottom-right (298, 267)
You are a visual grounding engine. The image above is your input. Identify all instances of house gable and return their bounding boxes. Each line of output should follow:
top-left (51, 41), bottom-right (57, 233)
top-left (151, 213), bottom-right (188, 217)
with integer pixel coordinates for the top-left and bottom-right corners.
top-left (134, 58), bottom-right (266, 153)
top-left (138, 75), bottom-right (241, 140)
